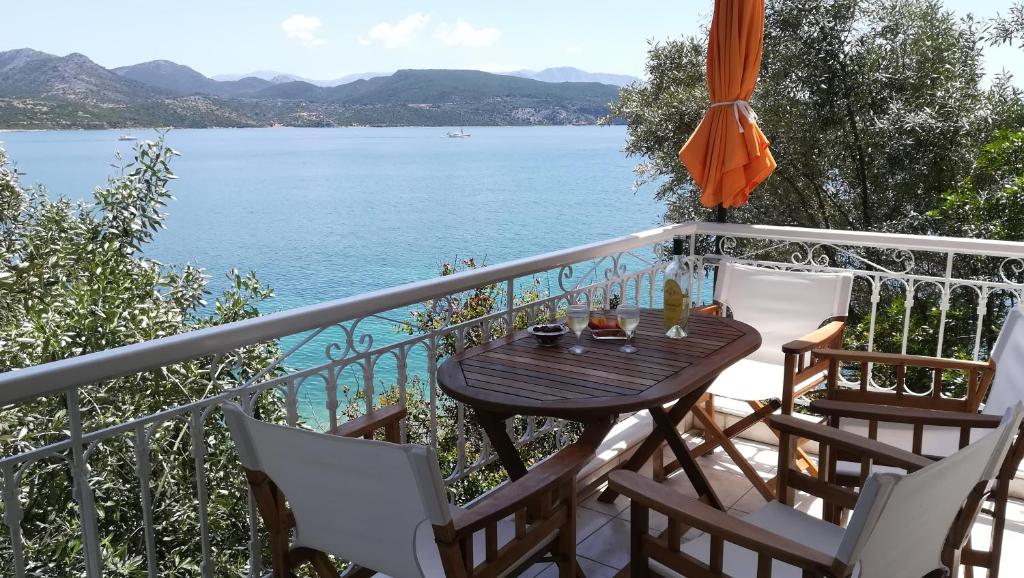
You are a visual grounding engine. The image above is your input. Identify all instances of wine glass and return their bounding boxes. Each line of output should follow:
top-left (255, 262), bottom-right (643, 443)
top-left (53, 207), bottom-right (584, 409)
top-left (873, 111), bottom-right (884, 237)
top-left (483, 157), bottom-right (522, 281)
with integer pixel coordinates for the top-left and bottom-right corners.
top-left (566, 304), bottom-right (589, 354)
top-left (616, 304), bottom-right (640, 353)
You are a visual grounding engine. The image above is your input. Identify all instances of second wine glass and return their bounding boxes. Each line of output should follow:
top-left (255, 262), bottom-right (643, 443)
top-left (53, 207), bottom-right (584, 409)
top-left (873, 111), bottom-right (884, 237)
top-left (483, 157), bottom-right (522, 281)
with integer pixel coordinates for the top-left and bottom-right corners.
top-left (566, 304), bottom-right (589, 354)
top-left (616, 304), bottom-right (640, 353)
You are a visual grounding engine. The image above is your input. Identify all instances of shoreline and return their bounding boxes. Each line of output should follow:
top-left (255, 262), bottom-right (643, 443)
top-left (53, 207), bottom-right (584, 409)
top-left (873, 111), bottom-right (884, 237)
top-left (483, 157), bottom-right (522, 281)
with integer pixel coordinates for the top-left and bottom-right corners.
top-left (0, 123), bottom-right (621, 134)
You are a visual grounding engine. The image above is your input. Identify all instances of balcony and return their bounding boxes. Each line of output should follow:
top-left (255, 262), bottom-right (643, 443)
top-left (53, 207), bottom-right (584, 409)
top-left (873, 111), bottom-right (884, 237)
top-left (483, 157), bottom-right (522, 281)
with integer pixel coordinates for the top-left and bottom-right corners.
top-left (2, 221), bottom-right (1024, 576)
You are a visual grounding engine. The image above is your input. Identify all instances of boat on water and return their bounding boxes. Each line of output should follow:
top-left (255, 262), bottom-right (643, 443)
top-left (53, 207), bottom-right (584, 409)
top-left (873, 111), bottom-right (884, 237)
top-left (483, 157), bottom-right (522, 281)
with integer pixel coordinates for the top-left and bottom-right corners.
top-left (118, 135), bottom-right (137, 141)
top-left (446, 128), bottom-right (471, 139)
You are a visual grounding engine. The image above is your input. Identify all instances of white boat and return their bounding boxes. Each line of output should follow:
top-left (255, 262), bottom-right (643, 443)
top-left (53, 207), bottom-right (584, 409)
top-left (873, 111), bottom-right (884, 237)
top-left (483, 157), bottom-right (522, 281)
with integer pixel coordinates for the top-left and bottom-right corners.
top-left (118, 135), bottom-right (137, 141)
top-left (446, 128), bottom-right (471, 138)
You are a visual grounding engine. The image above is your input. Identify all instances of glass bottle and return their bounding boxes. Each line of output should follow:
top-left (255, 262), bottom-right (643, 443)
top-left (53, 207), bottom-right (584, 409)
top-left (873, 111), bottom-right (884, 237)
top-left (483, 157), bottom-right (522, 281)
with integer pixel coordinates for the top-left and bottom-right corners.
top-left (663, 236), bottom-right (690, 339)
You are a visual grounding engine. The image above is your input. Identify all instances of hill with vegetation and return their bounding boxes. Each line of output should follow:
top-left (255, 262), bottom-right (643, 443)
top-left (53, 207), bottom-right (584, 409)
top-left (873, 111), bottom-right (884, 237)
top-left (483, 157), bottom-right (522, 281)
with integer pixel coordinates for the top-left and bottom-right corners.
top-left (0, 49), bottom-right (622, 129)
top-left (506, 67), bottom-right (639, 86)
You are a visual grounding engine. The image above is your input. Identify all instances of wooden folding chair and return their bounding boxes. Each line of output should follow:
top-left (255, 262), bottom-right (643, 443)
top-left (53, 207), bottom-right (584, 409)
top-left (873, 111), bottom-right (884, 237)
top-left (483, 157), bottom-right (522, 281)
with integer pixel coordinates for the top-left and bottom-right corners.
top-left (610, 403), bottom-right (1023, 578)
top-left (223, 402), bottom-right (590, 578)
top-left (669, 262), bottom-right (853, 499)
top-left (806, 304), bottom-right (1024, 577)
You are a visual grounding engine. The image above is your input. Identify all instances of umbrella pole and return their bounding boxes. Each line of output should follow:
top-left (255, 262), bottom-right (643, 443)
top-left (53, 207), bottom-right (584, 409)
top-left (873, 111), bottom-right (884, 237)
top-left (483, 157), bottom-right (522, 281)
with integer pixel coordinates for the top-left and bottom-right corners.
top-left (712, 203), bottom-right (727, 294)
top-left (715, 204), bottom-right (727, 224)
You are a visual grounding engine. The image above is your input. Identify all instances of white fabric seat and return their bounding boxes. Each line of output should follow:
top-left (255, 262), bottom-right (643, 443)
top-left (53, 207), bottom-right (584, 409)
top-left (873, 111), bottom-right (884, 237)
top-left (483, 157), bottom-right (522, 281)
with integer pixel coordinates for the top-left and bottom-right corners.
top-left (708, 358), bottom-right (822, 402)
top-left (652, 502), bottom-right (846, 578)
top-left (708, 262), bottom-right (853, 404)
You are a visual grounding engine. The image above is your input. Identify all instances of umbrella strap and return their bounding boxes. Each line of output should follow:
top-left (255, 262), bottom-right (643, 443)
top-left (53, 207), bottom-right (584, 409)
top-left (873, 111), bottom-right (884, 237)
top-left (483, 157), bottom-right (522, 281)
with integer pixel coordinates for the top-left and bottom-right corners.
top-left (709, 100), bottom-right (758, 133)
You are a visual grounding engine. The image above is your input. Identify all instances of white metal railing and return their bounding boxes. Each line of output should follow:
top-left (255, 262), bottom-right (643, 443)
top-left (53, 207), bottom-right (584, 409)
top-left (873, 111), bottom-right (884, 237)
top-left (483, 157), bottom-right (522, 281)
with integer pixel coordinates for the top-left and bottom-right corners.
top-left (1, 222), bottom-right (1022, 577)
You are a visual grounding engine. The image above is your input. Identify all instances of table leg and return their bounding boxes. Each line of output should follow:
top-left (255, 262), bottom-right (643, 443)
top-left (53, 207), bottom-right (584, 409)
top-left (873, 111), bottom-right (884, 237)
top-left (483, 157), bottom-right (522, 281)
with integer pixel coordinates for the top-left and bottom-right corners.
top-left (477, 410), bottom-right (529, 480)
top-left (478, 411), bottom-right (615, 483)
top-left (597, 386), bottom-right (704, 504)
top-left (652, 405), bottom-right (725, 510)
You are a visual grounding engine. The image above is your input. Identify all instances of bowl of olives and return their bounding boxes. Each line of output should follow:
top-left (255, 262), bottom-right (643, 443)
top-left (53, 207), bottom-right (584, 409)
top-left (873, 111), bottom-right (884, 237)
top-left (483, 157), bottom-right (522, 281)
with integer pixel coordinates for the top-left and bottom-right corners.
top-left (527, 324), bottom-right (569, 346)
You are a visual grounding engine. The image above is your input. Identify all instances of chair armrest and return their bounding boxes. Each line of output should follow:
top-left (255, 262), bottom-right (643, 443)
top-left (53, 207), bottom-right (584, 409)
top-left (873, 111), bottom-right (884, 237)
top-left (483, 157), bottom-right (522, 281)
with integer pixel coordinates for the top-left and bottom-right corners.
top-left (330, 403), bottom-right (407, 439)
top-left (452, 441), bottom-right (591, 535)
top-left (782, 321), bottom-right (846, 355)
top-left (810, 400), bottom-right (1002, 429)
top-left (810, 349), bottom-right (991, 372)
top-left (769, 415), bottom-right (934, 471)
top-left (608, 471), bottom-right (837, 575)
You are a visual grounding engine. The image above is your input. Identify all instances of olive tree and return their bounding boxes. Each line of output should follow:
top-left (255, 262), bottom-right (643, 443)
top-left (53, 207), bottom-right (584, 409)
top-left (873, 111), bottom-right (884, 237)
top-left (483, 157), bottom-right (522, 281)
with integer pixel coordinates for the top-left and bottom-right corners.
top-left (0, 139), bottom-right (284, 576)
top-left (990, 2), bottom-right (1024, 46)
top-left (610, 0), bottom-right (1022, 233)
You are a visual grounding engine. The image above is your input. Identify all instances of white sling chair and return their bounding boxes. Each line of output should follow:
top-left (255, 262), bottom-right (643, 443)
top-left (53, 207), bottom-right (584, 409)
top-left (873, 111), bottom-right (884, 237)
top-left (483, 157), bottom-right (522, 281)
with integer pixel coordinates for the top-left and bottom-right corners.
top-left (809, 304), bottom-right (1024, 576)
top-left (610, 402), bottom-right (1023, 578)
top-left (222, 402), bottom-right (584, 578)
top-left (688, 261), bottom-right (854, 498)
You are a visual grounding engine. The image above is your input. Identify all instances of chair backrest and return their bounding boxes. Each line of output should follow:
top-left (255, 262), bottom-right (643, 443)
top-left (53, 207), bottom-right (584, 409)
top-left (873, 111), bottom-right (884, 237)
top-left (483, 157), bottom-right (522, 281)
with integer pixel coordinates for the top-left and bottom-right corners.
top-left (835, 403), bottom-right (1024, 578)
top-left (713, 262), bottom-right (854, 364)
top-left (222, 403), bottom-right (451, 578)
top-left (983, 305), bottom-right (1024, 416)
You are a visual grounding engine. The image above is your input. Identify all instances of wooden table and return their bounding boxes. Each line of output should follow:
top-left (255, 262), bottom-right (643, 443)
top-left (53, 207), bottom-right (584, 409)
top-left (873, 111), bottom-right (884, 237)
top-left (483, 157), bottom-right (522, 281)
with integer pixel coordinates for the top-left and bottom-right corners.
top-left (437, 309), bottom-right (760, 510)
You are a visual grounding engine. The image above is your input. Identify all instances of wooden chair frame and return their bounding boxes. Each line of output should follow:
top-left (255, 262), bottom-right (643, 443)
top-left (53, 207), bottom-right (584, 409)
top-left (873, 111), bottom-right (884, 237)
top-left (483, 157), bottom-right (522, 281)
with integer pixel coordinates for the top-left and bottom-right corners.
top-left (610, 415), bottom-right (996, 578)
top-left (806, 348), bottom-right (1015, 577)
top-left (242, 403), bottom-right (587, 578)
top-left (660, 304), bottom-right (847, 499)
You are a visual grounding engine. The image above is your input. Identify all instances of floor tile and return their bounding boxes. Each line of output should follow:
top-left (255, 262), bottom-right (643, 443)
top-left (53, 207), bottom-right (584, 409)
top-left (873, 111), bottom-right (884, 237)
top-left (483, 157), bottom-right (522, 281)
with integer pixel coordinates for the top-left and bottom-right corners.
top-left (616, 503), bottom-right (670, 534)
top-left (519, 562), bottom-right (551, 578)
top-left (693, 440), bottom-right (781, 477)
top-left (577, 504), bottom-right (615, 542)
top-left (577, 518), bottom-right (631, 569)
top-left (662, 464), bottom-right (753, 508)
top-left (729, 486), bottom-right (770, 514)
top-left (534, 557), bottom-right (619, 578)
top-left (580, 490), bottom-right (631, 517)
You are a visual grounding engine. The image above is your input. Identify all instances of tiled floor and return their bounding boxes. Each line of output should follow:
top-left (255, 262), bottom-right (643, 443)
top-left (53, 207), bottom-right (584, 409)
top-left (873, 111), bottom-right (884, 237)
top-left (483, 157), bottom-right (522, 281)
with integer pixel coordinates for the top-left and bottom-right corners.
top-left (520, 438), bottom-right (1024, 578)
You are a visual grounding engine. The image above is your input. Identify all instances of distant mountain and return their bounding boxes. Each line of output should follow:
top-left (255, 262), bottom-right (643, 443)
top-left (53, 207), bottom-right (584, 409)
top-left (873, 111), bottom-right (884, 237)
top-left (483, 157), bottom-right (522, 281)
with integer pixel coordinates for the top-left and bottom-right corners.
top-left (0, 48), bottom-right (53, 73)
top-left (212, 70), bottom-right (303, 83)
top-left (326, 69), bottom-right (618, 107)
top-left (212, 70), bottom-right (386, 87)
top-left (0, 49), bottom-right (624, 129)
top-left (217, 68), bottom-right (638, 88)
top-left (113, 60), bottom-right (219, 95)
top-left (0, 50), bottom-right (163, 104)
top-left (506, 67), bottom-right (639, 87)
top-left (0, 49), bottom-right (260, 129)
top-left (114, 61), bottom-right (273, 97)
top-left (256, 80), bottom-right (328, 100)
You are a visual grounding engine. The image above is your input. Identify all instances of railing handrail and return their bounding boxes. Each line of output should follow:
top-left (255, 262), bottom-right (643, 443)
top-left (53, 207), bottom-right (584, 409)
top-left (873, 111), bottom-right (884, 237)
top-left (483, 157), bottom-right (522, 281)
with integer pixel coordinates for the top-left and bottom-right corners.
top-left (0, 223), bottom-right (695, 404)
top-left (3, 221), bottom-right (1023, 405)
top-left (695, 223), bottom-right (1024, 257)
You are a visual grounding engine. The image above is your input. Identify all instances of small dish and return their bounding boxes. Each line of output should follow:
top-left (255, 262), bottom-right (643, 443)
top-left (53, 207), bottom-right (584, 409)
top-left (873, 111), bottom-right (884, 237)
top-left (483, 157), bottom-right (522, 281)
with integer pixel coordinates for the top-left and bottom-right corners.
top-left (591, 328), bottom-right (628, 340)
top-left (527, 324), bottom-right (569, 346)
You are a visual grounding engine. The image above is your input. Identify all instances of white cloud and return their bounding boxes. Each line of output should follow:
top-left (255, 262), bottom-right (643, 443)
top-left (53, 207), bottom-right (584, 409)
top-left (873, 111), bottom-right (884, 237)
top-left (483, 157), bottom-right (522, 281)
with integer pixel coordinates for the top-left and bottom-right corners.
top-left (435, 19), bottom-right (501, 48)
top-left (282, 14), bottom-right (326, 48)
top-left (566, 44), bottom-right (583, 55)
top-left (358, 13), bottom-right (431, 49)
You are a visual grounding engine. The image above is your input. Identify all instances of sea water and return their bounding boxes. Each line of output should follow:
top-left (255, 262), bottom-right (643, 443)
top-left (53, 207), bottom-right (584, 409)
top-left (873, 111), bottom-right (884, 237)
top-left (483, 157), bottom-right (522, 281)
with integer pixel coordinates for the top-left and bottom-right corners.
top-left (2, 126), bottom-right (670, 423)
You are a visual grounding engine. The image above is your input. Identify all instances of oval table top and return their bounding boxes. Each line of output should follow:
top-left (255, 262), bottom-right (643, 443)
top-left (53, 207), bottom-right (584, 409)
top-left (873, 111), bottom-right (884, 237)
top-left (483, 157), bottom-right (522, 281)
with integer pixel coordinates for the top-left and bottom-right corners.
top-left (437, 310), bottom-right (761, 421)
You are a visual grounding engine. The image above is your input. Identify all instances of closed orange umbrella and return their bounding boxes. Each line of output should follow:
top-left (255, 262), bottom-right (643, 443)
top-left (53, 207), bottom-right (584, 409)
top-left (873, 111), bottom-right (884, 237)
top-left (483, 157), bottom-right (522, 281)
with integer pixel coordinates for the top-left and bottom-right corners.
top-left (679, 0), bottom-right (776, 210)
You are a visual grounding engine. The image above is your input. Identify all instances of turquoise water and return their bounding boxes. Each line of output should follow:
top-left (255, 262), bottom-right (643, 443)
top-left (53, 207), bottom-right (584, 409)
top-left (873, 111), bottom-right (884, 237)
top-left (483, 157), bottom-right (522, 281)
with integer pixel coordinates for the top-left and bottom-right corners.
top-left (1, 126), bottom-right (667, 422)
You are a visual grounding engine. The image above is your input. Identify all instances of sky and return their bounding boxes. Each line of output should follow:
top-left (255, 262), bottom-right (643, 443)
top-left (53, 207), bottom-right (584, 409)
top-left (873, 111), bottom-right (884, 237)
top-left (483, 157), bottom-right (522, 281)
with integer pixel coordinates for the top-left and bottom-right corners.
top-left (1, 0), bottom-right (1021, 83)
